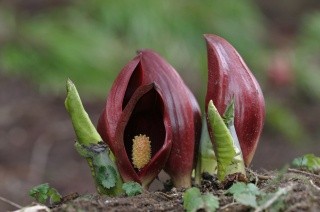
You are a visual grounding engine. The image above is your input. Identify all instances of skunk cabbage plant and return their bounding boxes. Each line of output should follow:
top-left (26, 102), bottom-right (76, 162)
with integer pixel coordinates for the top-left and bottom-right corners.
top-left (98, 50), bottom-right (201, 188)
top-left (205, 34), bottom-right (265, 167)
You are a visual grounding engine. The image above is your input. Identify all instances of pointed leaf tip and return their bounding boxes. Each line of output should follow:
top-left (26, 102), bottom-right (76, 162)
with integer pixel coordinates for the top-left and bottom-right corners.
top-left (66, 78), bottom-right (76, 94)
top-left (64, 79), bottom-right (102, 145)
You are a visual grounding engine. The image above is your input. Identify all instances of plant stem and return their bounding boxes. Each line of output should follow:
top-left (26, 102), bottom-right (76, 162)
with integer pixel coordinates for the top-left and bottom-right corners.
top-left (195, 116), bottom-right (217, 185)
top-left (0, 196), bottom-right (22, 209)
top-left (65, 79), bottom-right (123, 196)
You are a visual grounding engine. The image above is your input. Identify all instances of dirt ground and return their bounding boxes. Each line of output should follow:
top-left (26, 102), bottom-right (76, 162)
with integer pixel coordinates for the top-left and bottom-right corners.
top-left (0, 74), bottom-right (320, 211)
top-left (48, 169), bottom-right (320, 211)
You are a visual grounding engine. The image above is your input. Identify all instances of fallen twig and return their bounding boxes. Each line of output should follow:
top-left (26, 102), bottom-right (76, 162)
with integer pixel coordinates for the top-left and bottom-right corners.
top-left (246, 168), bottom-right (274, 184)
top-left (288, 168), bottom-right (320, 180)
top-left (254, 184), bottom-right (293, 212)
top-left (257, 175), bottom-right (274, 180)
top-left (310, 180), bottom-right (320, 191)
top-left (154, 191), bottom-right (179, 200)
top-left (220, 202), bottom-right (241, 210)
top-left (0, 196), bottom-right (22, 209)
top-left (14, 204), bottom-right (50, 212)
top-left (247, 168), bottom-right (259, 185)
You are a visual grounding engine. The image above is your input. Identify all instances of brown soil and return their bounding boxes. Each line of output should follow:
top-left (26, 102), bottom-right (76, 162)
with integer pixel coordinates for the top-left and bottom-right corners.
top-left (52, 190), bottom-right (185, 212)
top-left (49, 169), bottom-right (320, 211)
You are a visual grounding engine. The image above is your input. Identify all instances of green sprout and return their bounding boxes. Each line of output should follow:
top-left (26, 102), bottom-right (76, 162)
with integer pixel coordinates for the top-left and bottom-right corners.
top-left (292, 154), bottom-right (320, 173)
top-left (29, 183), bottom-right (62, 205)
top-left (65, 79), bottom-right (123, 196)
top-left (198, 100), bottom-right (246, 182)
top-left (183, 187), bottom-right (219, 212)
top-left (122, 182), bottom-right (143, 196)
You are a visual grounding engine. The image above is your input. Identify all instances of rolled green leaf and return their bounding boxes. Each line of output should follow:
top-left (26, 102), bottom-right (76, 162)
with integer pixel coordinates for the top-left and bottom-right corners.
top-left (196, 100), bottom-right (246, 183)
top-left (223, 100), bottom-right (246, 177)
top-left (222, 98), bottom-right (235, 127)
top-left (207, 100), bottom-right (237, 181)
top-left (65, 79), bottom-right (123, 196)
top-left (65, 79), bottom-right (101, 146)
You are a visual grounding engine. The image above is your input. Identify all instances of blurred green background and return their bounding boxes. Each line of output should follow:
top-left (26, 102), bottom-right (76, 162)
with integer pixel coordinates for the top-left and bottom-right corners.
top-left (1, 0), bottom-right (320, 144)
top-left (0, 0), bottom-right (320, 209)
top-left (0, 0), bottom-right (267, 99)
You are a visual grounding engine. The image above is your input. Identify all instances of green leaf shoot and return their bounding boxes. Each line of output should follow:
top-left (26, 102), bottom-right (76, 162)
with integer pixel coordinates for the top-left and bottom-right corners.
top-left (292, 154), bottom-right (320, 173)
top-left (29, 183), bottom-right (62, 205)
top-left (222, 97), bottom-right (235, 127)
top-left (183, 187), bottom-right (219, 212)
top-left (207, 100), bottom-right (236, 181)
top-left (223, 100), bottom-right (246, 178)
top-left (65, 79), bottom-right (101, 146)
top-left (196, 99), bottom-right (245, 184)
top-left (65, 79), bottom-right (123, 196)
top-left (122, 182), bottom-right (143, 196)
